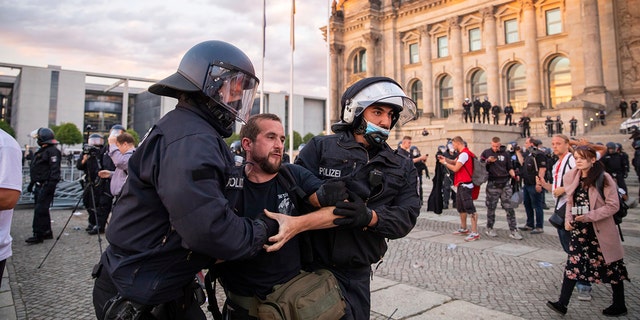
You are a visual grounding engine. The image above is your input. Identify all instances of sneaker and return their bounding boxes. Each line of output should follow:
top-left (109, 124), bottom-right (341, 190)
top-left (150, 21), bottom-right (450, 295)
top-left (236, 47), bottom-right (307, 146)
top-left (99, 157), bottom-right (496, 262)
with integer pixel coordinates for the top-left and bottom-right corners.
top-left (577, 286), bottom-right (592, 301)
top-left (453, 228), bottom-right (469, 235)
top-left (530, 228), bottom-right (544, 234)
top-left (518, 225), bottom-right (533, 231)
top-left (485, 228), bottom-right (497, 237)
top-left (464, 233), bottom-right (480, 242)
top-left (509, 230), bottom-right (523, 240)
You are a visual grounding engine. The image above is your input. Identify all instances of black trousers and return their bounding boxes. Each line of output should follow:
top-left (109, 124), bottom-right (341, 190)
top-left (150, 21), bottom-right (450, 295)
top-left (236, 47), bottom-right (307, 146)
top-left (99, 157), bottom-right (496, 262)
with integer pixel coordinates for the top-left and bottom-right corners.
top-left (33, 182), bottom-right (56, 235)
top-left (84, 185), bottom-right (113, 229)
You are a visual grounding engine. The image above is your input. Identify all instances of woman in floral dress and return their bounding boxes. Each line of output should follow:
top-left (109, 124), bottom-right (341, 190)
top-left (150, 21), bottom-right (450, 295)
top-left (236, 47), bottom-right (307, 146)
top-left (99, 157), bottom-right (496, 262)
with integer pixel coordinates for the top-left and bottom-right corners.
top-left (546, 146), bottom-right (629, 316)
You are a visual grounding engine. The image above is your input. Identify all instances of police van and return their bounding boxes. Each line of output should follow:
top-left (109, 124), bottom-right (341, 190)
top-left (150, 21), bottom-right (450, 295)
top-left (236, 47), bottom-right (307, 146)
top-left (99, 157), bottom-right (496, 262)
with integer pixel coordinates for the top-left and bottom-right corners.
top-left (620, 109), bottom-right (640, 133)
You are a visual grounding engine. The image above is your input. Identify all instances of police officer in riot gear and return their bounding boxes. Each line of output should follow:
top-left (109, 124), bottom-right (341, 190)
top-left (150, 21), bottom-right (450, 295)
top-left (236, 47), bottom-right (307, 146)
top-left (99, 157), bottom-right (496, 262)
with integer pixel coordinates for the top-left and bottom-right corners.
top-left (77, 133), bottom-right (115, 235)
top-left (292, 77), bottom-right (421, 320)
top-left (92, 40), bottom-right (279, 320)
top-left (602, 142), bottom-right (628, 195)
top-left (25, 128), bottom-right (61, 244)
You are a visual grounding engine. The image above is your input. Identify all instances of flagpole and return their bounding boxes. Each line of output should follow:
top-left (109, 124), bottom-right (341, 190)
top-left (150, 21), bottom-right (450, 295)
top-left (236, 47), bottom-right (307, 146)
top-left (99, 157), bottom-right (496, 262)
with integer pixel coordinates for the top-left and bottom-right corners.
top-left (260, 0), bottom-right (266, 114)
top-left (288, 0), bottom-right (295, 158)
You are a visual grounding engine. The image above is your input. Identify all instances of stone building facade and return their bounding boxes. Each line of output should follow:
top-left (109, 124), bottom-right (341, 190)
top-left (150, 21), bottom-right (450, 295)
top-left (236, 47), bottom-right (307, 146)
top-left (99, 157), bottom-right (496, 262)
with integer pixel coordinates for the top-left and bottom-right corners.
top-left (325, 0), bottom-right (640, 138)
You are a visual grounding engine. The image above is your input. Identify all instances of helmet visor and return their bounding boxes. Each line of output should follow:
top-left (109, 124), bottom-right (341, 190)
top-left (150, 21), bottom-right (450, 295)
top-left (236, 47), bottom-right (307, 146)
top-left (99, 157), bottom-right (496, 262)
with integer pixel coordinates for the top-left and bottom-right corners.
top-left (349, 81), bottom-right (417, 126)
top-left (204, 62), bottom-right (259, 125)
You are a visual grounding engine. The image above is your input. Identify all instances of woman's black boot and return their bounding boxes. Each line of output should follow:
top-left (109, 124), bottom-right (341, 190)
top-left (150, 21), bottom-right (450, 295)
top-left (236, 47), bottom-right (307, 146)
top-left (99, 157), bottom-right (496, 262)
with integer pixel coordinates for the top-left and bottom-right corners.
top-left (603, 282), bottom-right (627, 317)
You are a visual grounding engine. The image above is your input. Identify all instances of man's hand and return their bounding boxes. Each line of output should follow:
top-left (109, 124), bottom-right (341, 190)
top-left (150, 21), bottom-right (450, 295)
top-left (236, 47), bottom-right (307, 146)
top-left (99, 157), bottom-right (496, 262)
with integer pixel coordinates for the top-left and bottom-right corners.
top-left (553, 186), bottom-right (565, 197)
top-left (98, 170), bottom-right (112, 179)
top-left (333, 197), bottom-right (372, 228)
top-left (315, 180), bottom-right (348, 207)
top-left (263, 207), bottom-right (337, 252)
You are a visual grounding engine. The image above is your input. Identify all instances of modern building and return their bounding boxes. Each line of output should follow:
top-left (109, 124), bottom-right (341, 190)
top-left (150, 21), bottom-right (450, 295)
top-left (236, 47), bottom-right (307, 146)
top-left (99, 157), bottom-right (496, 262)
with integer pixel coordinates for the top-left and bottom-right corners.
top-left (0, 63), bottom-right (326, 149)
top-left (325, 0), bottom-right (639, 138)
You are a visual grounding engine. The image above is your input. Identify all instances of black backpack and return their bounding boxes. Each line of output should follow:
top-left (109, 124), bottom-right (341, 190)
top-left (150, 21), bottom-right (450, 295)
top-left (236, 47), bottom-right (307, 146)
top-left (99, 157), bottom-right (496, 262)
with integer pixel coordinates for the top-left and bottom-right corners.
top-left (595, 172), bottom-right (628, 241)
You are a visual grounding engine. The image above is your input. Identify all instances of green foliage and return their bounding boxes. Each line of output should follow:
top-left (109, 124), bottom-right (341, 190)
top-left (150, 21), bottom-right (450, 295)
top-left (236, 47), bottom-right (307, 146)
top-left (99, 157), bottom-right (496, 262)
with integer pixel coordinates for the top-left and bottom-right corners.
top-left (224, 132), bottom-right (241, 146)
top-left (54, 123), bottom-right (83, 150)
top-left (284, 131), bottom-right (303, 150)
top-left (0, 120), bottom-right (15, 137)
top-left (302, 132), bottom-right (315, 143)
top-left (126, 129), bottom-right (140, 146)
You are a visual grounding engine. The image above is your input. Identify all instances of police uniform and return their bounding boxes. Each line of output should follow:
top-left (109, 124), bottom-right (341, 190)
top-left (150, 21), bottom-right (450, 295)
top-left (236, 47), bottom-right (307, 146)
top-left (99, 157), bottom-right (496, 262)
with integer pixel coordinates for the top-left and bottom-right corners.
top-left (296, 130), bottom-right (421, 320)
top-left (76, 144), bottom-right (115, 233)
top-left (29, 143), bottom-right (61, 239)
top-left (602, 152), bottom-right (628, 194)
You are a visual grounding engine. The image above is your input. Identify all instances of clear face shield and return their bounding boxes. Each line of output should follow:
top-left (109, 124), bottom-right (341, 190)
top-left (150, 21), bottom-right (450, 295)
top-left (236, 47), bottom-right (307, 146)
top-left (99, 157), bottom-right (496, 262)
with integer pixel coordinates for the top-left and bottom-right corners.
top-left (344, 81), bottom-right (417, 128)
top-left (88, 136), bottom-right (104, 146)
top-left (203, 62), bottom-right (259, 125)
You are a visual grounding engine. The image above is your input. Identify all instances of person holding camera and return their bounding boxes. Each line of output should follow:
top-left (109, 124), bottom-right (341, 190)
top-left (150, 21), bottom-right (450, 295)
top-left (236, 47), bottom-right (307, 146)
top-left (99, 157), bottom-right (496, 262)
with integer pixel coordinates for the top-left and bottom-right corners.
top-left (398, 136), bottom-right (428, 204)
top-left (77, 133), bottom-right (115, 235)
top-left (25, 128), bottom-right (61, 244)
top-left (480, 137), bottom-right (522, 240)
top-left (98, 126), bottom-right (135, 203)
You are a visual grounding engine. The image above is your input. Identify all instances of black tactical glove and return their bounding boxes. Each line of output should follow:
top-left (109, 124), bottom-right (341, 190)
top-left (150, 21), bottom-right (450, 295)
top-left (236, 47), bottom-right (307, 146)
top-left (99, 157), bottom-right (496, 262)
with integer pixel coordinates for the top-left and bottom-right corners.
top-left (256, 212), bottom-right (279, 237)
top-left (27, 181), bottom-right (35, 193)
top-left (315, 180), bottom-right (348, 207)
top-left (333, 195), bottom-right (372, 228)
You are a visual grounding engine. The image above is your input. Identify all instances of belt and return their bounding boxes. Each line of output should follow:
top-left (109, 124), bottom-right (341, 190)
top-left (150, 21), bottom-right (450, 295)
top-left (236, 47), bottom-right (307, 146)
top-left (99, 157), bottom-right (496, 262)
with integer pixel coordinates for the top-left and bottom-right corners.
top-left (227, 291), bottom-right (260, 317)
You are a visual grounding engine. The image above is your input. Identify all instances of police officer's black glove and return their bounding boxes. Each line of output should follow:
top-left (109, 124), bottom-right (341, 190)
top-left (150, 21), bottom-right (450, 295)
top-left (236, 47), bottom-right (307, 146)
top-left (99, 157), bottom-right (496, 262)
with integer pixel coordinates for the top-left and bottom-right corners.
top-left (333, 196), bottom-right (372, 229)
top-left (256, 212), bottom-right (279, 237)
top-left (315, 180), bottom-right (348, 207)
top-left (27, 181), bottom-right (34, 193)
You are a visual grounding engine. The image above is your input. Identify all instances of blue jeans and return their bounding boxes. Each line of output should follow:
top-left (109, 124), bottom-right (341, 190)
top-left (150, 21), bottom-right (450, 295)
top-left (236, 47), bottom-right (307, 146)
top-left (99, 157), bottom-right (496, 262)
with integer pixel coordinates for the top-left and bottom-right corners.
top-left (557, 227), bottom-right (592, 290)
top-left (523, 185), bottom-right (544, 228)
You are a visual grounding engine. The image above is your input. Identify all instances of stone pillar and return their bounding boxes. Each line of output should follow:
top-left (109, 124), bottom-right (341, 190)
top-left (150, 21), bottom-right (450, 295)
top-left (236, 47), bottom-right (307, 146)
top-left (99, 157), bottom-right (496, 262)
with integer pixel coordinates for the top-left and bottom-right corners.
top-left (449, 16), bottom-right (465, 120)
top-left (418, 25), bottom-right (434, 118)
top-left (363, 33), bottom-right (378, 77)
top-left (482, 6), bottom-right (500, 105)
top-left (581, 0), bottom-right (606, 94)
top-left (522, 0), bottom-right (543, 115)
top-left (329, 44), bottom-right (343, 125)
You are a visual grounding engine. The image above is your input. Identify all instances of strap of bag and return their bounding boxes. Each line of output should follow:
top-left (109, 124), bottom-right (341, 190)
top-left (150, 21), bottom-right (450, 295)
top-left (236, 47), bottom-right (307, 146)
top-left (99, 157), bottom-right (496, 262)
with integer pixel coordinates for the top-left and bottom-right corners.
top-left (204, 268), bottom-right (223, 320)
top-left (276, 165), bottom-right (316, 214)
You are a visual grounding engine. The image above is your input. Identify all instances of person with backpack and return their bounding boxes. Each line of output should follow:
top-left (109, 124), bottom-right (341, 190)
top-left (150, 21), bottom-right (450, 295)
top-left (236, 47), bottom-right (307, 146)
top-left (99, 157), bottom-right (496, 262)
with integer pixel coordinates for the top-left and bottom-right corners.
top-left (546, 145), bottom-right (629, 317)
top-left (218, 113), bottom-right (348, 319)
top-left (438, 136), bottom-right (480, 242)
top-left (516, 138), bottom-right (547, 234)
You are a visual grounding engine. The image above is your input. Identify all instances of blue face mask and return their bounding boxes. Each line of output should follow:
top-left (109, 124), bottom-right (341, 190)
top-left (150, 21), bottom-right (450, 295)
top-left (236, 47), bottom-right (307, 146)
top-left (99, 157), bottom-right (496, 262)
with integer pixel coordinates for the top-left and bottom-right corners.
top-left (363, 121), bottom-right (390, 146)
top-left (365, 121), bottom-right (390, 137)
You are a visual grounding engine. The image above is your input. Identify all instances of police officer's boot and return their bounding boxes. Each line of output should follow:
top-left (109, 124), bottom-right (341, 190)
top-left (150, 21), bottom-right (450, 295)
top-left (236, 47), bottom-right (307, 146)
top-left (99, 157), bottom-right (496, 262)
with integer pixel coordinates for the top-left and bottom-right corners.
top-left (25, 234), bottom-right (44, 244)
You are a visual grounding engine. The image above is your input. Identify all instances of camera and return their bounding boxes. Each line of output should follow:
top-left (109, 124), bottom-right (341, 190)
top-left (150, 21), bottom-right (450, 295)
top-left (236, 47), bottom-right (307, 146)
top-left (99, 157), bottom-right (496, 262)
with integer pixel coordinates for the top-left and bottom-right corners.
top-left (83, 144), bottom-right (100, 157)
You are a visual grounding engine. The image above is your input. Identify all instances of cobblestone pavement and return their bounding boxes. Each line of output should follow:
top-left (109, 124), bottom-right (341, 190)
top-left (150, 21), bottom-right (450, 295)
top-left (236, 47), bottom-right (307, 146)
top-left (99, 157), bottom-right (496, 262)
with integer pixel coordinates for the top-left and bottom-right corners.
top-left (5, 181), bottom-right (640, 319)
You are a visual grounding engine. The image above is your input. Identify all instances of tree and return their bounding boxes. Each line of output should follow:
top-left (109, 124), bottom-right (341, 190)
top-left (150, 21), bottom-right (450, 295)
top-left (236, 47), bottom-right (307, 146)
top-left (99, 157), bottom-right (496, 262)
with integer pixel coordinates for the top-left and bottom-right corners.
top-left (302, 132), bottom-right (315, 144)
top-left (54, 123), bottom-right (83, 152)
top-left (284, 130), bottom-right (303, 150)
top-left (224, 132), bottom-right (241, 146)
top-left (0, 120), bottom-right (15, 137)
top-left (126, 129), bottom-right (140, 146)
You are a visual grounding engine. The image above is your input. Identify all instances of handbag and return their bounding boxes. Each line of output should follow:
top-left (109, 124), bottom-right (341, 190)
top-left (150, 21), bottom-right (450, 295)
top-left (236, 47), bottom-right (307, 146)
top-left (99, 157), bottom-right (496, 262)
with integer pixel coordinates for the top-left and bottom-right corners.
top-left (257, 269), bottom-right (346, 320)
top-left (510, 190), bottom-right (523, 207)
top-left (548, 202), bottom-right (566, 229)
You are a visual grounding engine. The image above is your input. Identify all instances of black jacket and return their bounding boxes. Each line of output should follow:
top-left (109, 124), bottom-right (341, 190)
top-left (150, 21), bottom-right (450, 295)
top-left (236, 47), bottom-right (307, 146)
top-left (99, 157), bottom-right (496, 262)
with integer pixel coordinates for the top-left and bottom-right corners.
top-left (30, 144), bottom-right (61, 183)
top-left (102, 103), bottom-right (271, 305)
top-left (295, 131), bottom-right (420, 268)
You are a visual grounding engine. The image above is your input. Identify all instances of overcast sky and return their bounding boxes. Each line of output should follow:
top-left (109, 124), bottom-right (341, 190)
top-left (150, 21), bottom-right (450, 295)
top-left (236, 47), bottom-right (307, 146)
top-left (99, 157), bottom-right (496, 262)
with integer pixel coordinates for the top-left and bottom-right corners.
top-left (0, 0), bottom-right (331, 97)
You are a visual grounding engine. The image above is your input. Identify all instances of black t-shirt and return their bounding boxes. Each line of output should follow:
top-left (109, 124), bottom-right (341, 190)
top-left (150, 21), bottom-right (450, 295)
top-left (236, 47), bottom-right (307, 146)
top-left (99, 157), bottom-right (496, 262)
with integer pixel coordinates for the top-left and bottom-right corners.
top-left (521, 150), bottom-right (547, 185)
top-left (480, 148), bottom-right (512, 181)
top-left (220, 164), bottom-right (322, 299)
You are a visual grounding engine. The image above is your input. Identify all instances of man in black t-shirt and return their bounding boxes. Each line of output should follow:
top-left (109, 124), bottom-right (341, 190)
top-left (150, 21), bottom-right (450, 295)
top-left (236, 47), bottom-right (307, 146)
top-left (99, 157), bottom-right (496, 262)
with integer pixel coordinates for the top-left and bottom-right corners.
top-left (219, 114), bottom-right (347, 318)
top-left (516, 138), bottom-right (547, 234)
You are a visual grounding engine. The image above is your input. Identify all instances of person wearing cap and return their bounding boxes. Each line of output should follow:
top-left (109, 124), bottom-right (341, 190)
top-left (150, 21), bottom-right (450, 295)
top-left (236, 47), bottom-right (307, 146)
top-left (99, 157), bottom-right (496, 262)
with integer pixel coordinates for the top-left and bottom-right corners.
top-left (265, 77), bottom-right (421, 320)
top-left (25, 128), bottom-right (61, 244)
top-left (92, 41), bottom-right (281, 320)
top-left (462, 98), bottom-right (472, 123)
top-left (77, 133), bottom-right (115, 235)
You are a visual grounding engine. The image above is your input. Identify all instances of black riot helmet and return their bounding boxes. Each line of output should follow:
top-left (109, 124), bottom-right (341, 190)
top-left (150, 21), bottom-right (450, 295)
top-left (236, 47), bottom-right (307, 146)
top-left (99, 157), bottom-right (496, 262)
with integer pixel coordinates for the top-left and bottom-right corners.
top-left (148, 40), bottom-right (259, 136)
top-left (33, 127), bottom-right (57, 146)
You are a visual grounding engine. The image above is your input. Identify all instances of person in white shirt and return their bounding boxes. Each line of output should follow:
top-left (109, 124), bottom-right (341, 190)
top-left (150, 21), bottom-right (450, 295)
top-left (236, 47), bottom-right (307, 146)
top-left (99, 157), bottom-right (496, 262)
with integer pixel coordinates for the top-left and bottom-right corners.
top-left (0, 130), bottom-right (22, 286)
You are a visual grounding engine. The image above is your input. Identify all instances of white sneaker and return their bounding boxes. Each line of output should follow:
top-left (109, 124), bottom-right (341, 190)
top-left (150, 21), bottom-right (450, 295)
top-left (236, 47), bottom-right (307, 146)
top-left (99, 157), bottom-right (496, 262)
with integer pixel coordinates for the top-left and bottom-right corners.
top-left (577, 286), bottom-right (592, 301)
top-left (485, 228), bottom-right (497, 237)
top-left (464, 233), bottom-right (480, 242)
top-left (509, 230), bottom-right (523, 240)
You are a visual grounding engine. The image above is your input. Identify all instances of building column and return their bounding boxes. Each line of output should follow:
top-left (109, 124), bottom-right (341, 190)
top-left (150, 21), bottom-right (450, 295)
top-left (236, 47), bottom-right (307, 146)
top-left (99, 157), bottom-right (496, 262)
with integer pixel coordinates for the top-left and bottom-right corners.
top-left (418, 25), bottom-right (434, 118)
top-left (522, 0), bottom-right (543, 115)
top-left (363, 33), bottom-right (378, 77)
top-left (329, 44), bottom-right (343, 125)
top-left (449, 16), bottom-right (464, 121)
top-left (581, 0), bottom-right (606, 94)
top-left (482, 6), bottom-right (500, 105)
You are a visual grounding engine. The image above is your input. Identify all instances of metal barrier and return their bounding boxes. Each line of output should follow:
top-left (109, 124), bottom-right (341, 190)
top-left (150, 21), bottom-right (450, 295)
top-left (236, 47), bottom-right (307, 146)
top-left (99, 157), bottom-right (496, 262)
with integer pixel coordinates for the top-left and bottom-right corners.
top-left (18, 165), bottom-right (85, 208)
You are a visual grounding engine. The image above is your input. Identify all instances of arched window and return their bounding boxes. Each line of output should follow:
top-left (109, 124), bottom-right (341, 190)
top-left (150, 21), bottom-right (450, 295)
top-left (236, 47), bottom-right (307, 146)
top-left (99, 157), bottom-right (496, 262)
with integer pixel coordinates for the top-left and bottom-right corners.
top-left (411, 80), bottom-right (423, 117)
top-left (548, 56), bottom-right (571, 108)
top-left (439, 75), bottom-right (453, 117)
top-left (470, 69), bottom-right (487, 101)
top-left (353, 49), bottom-right (366, 74)
top-left (507, 63), bottom-right (527, 112)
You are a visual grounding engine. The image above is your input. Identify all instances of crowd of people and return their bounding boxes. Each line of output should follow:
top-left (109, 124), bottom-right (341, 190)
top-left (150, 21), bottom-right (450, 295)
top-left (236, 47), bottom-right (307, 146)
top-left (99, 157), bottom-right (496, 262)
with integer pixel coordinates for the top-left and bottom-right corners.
top-left (1, 39), bottom-right (635, 319)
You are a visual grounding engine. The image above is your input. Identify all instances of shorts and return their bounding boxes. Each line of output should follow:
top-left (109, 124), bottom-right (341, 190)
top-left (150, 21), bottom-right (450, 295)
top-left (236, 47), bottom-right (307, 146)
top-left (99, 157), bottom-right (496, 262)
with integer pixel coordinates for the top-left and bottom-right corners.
top-left (456, 185), bottom-right (476, 214)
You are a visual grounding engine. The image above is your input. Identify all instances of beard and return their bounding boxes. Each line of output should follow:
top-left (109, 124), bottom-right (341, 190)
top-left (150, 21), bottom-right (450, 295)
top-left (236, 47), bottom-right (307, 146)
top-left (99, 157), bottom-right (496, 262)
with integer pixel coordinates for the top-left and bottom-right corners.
top-left (254, 152), bottom-right (282, 174)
